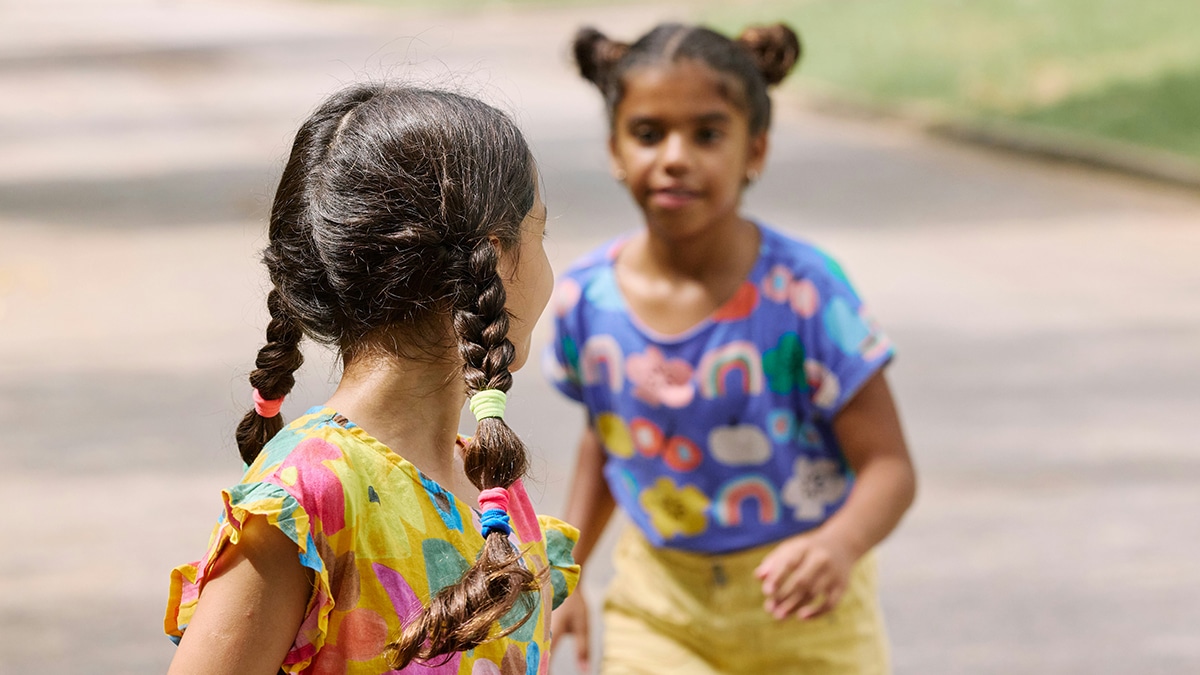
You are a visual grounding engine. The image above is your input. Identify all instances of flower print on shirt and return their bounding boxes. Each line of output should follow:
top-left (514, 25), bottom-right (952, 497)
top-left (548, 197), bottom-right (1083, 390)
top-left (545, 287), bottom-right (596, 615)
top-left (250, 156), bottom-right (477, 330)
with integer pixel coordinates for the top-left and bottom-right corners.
top-left (804, 359), bottom-right (842, 411)
top-left (761, 264), bottom-right (793, 303)
top-left (630, 417), bottom-right (665, 457)
top-left (711, 281), bottom-right (759, 322)
top-left (781, 457), bottom-right (848, 520)
top-left (626, 346), bottom-right (695, 408)
top-left (595, 412), bottom-right (634, 458)
top-left (640, 476), bottom-right (711, 540)
top-left (661, 435), bottom-right (704, 473)
top-left (763, 332), bottom-right (807, 395)
top-left (789, 278), bottom-right (820, 318)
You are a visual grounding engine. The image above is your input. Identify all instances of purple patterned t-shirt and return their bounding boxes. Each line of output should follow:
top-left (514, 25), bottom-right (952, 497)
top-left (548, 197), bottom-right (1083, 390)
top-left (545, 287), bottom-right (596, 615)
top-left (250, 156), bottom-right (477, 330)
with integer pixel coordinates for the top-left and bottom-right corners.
top-left (544, 224), bottom-right (894, 554)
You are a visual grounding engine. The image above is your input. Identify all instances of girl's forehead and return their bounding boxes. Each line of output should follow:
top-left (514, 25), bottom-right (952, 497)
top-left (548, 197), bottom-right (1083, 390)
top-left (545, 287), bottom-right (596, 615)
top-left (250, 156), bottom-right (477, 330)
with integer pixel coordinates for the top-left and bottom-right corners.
top-left (618, 60), bottom-right (747, 119)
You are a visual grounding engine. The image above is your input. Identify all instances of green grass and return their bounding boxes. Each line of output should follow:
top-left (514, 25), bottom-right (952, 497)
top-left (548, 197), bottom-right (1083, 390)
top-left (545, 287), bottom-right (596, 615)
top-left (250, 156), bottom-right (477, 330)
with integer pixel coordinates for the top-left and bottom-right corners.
top-left (700, 0), bottom-right (1200, 161)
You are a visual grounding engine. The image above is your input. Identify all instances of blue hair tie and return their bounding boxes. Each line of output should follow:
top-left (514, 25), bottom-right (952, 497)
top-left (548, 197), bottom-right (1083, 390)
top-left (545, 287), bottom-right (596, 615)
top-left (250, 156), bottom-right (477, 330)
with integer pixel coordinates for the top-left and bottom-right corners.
top-left (479, 508), bottom-right (512, 538)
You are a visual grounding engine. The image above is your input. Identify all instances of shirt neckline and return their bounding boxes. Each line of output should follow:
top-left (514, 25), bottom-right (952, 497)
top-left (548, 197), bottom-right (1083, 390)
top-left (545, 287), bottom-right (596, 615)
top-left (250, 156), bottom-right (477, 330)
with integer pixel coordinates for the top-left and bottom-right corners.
top-left (302, 405), bottom-right (481, 515)
top-left (608, 221), bottom-right (769, 345)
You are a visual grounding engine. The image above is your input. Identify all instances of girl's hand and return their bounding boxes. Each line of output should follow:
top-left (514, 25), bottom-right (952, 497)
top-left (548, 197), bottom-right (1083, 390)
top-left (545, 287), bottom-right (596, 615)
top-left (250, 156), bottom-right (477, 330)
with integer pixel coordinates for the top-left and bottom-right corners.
top-left (754, 371), bottom-right (916, 622)
top-left (754, 529), bottom-right (856, 621)
top-left (551, 588), bottom-right (591, 672)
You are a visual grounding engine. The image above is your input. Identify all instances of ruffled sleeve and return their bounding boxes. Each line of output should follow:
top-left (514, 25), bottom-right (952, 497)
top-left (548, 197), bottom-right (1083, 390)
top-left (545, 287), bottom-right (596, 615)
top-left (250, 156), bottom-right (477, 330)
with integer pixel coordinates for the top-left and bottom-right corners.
top-left (537, 515), bottom-right (580, 609)
top-left (164, 480), bottom-right (335, 673)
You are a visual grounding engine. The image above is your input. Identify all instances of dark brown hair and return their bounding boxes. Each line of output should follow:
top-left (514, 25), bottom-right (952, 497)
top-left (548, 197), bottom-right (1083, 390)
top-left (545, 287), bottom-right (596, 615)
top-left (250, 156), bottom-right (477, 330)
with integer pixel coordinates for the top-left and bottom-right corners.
top-left (572, 22), bottom-right (802, 134)
top-left (236, 82), bottom-right (541, 668)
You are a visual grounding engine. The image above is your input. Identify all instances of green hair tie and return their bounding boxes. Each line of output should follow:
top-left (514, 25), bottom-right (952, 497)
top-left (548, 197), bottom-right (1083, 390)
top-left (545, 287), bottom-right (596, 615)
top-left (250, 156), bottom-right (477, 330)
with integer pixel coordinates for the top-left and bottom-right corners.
top-left (469, 389), bottom-right (507, 421)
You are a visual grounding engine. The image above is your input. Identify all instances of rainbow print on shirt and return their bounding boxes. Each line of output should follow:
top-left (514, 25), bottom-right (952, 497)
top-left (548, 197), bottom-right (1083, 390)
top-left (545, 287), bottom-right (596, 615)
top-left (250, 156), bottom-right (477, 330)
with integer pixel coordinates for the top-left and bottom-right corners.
top-left (713, 474), bottom-right (781, 527)
top-left (581, 334), bottom-right (624, 392)
top-left (697, 341), bottom-right (764, 399)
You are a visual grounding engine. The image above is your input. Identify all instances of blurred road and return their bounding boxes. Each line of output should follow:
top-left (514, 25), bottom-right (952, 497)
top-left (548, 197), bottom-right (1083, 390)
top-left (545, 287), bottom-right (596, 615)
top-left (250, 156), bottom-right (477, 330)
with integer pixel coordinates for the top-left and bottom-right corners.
top-left (1, 0), bottom-right (1198, 673)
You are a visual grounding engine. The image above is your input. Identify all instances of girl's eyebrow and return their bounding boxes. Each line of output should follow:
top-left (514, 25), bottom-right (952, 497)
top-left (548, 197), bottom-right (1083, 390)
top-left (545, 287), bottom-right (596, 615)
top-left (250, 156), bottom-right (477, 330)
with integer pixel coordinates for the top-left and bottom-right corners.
top-left (694, 112), bottom-right (732, 124)
top-left (625, 112), bottom-right (732, 126)
top-left (625, 115), bottom-right (661, 126)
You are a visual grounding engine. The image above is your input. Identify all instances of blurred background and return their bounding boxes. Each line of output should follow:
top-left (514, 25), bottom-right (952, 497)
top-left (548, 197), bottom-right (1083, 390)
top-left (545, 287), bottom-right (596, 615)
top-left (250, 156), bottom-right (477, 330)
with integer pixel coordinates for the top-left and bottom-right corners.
top-left (1, 0), bottom-right (1198, 673)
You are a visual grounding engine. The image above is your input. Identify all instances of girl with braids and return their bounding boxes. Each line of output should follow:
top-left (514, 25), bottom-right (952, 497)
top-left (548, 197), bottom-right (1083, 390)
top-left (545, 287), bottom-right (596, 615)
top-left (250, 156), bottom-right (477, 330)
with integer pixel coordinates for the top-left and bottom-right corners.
top-left (545, 23), bottom-right (916, 674)
top-left (165, 82), bottom-right (580, 675)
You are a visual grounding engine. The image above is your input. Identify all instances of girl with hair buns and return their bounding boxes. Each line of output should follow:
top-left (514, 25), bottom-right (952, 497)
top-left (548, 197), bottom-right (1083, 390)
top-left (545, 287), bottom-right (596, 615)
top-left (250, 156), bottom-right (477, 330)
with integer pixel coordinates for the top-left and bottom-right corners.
top-left (546, 23), bottom-right (916, 674)
top-left (164, 82), bottom-right (579, 675)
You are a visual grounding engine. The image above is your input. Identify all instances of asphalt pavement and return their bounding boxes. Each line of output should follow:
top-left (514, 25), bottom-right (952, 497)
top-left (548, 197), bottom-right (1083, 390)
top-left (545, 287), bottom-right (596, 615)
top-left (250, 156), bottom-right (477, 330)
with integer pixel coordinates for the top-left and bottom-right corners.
top-left (1, 1), bottom-right (1198, 673)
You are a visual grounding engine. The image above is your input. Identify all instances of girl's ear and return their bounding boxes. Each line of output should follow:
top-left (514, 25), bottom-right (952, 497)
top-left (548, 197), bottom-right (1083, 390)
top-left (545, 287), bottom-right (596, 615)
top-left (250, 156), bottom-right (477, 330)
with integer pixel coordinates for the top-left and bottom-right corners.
top-left (746, 132), bottom-right (768, 182)
top-left (608, 135), bottom-right (627, 182)
top-left (490, 234), bottom-right (514, 281)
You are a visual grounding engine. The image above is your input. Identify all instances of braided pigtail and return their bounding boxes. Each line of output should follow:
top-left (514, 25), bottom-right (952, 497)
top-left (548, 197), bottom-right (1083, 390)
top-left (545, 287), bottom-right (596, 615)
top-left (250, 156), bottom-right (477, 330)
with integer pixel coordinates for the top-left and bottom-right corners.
top-left (234, 289), bottom-right (305, 465)
top-left (388, 240), bottom-right (539, 668)
top-left (735, 24), bottom-right (803, 86)
top-left (234, 87), bottom-right (381, 466)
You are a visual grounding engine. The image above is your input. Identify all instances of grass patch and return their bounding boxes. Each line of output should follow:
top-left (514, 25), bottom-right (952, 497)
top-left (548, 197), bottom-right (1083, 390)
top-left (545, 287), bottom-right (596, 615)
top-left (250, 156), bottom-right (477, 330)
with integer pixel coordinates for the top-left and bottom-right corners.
top-left (700, 0), bottom-right (1200, 161)
top-left (1016, 68), bottom-right (1200, 157)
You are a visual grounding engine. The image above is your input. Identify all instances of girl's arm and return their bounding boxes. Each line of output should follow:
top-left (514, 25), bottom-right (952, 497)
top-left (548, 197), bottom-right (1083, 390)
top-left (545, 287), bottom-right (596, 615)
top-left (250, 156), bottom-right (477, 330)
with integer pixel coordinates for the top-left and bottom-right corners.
top-left (168, 515), bottom-right (312, 675)
top-left (562, 424), bottom-right (617, 566)
top-left (756, 370), bottom-right (916, 620)
top-left (552, 424), bottom-right (615, 672)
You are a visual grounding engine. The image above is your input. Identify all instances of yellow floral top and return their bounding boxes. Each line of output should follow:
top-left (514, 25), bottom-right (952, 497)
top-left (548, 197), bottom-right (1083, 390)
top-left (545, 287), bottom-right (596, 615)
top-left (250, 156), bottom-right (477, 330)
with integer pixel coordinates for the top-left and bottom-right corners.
top-left (166, 408), bottom-right (580, 674)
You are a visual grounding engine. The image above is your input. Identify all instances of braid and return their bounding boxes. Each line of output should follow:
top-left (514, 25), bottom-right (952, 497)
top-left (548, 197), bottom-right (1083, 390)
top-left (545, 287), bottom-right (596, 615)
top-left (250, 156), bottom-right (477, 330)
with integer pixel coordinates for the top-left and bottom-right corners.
top-left (388, 239), bottom-right (538, 668)
top-left (234, 289), bottom-right (304, 465)
top-left (233, 88), bottom-right (377, 466)
top-left (456, 239), bottom-right (528, 489)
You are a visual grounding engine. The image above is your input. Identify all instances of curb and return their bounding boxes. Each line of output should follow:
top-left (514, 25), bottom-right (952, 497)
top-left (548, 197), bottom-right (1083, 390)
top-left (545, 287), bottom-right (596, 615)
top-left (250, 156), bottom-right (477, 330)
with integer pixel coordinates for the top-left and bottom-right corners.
top-left (789, 89), bottom-right (1200, 193)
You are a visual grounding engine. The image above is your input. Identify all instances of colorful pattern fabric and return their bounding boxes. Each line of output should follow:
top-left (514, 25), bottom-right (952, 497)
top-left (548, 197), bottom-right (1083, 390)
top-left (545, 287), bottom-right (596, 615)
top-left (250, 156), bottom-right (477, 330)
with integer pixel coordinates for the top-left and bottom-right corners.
top-left (544, 224), bottom-right (893, 554)
top-left (165, 408), bottom-right (580, 674)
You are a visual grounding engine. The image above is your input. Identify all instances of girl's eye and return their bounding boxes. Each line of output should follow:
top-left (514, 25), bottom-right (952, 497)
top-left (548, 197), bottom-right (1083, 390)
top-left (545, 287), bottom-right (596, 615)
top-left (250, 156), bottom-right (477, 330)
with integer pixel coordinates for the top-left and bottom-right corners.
top-left (631, 125), bottom-right (663, 144)
top-left (696, 128), bottom-right (723, 144)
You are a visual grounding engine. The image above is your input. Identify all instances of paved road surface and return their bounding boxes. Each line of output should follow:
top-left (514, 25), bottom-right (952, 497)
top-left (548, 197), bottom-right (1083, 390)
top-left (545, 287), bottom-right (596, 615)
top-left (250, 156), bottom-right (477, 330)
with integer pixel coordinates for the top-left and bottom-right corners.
top-left (1, 1), bottom-right (1198, 673)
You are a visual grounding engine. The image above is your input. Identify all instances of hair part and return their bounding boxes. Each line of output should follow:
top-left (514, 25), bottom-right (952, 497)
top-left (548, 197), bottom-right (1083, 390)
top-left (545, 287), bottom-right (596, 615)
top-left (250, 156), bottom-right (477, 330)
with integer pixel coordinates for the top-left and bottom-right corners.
top-left (236, 82), bottom-right (542, 667)
top-left (572, 22), bottom-right (802, 134)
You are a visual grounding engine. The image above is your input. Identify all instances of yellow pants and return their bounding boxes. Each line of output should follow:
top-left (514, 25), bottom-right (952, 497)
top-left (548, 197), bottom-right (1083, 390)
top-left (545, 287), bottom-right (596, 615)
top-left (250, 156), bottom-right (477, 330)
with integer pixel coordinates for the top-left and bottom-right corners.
top-left (602, 529), bottom-right (890, 675)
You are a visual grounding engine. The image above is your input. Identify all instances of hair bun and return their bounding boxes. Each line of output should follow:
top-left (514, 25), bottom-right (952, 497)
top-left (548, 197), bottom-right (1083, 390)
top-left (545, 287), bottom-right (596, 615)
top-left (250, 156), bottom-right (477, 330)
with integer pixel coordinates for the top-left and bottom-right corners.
top-left (736, 24), bottom-right (802, 86)
top-left (572, 26), bottom-right (630, 88)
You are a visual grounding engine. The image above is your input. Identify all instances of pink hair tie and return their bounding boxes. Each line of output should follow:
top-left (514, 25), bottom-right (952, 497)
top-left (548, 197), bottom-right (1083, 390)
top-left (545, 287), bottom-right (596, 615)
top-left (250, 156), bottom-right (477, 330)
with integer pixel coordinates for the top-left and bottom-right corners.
top-left (477, 487), bottom-right (510, 514)
top-left (253, 389), bottom-right (284, 418)
top-left (477, 487), bottom-right (512, 538)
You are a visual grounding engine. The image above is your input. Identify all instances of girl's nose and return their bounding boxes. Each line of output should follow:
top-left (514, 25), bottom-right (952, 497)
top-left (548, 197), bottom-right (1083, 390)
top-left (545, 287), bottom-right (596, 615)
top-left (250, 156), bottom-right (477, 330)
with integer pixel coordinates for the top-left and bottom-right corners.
top-left (660, 132), bottom-right (692, 174)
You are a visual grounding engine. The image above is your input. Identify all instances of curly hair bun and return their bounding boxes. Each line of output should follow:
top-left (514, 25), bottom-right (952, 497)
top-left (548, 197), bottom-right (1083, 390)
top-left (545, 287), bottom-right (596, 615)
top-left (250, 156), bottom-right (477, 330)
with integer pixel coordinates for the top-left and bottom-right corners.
top-left (736, 24), bottom-right (802, 86)
top-left (572, 26), bottom-right (630, 88)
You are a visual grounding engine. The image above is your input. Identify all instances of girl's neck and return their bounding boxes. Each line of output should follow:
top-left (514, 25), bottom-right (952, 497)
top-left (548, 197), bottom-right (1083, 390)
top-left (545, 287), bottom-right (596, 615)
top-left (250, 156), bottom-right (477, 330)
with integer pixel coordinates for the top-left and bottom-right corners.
top-left (614, 215), bottom-right (761, 336)
top-left (324, 347), bottom-right (467, 485)
top-left (640, 215), bottom-right (758, 282)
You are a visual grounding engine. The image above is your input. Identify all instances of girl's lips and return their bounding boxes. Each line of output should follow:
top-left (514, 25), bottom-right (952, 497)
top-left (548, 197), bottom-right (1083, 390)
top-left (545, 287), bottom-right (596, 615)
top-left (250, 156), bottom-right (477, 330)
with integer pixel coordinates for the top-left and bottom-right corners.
top-left (649, 188), bottom-right (700, 209)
